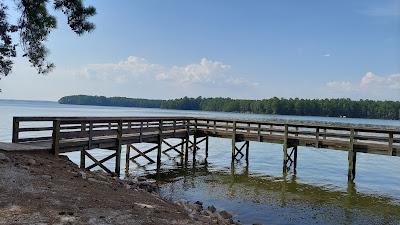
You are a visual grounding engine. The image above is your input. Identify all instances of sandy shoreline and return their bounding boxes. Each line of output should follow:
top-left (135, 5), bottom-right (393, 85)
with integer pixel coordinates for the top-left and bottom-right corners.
top-left (0, 151), bottom-right (242, 225)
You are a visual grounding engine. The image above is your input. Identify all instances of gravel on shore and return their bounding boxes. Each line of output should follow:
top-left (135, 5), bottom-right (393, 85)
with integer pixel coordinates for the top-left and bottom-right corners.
top-left (0, 151), bottom-right (243, 225)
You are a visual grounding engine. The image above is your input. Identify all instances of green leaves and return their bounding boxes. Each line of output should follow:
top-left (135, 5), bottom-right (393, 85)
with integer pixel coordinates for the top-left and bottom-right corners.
top-left (54, 0), bottom-right (96, 35)
top-left (0, 0), bottom-right (96, 77)
top-left (0, 3), bottom-right (17, 77)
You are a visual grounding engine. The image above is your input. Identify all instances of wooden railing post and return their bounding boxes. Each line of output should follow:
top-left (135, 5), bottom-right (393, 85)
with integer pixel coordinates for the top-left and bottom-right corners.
top-left (315, 127), bottom-right (320, 148)
top-left (12, 117), bottom-right (20, 143)
top-left (348, 128), bottom-right (356, 182)
top-left (388, 132), bottom-right (394, 156)
top-left (52, 119), bottom-right (61, 156)
top-left (88, 121), bottom-right (93, 149)
top-left (213, 120), bottom-right (216, 134)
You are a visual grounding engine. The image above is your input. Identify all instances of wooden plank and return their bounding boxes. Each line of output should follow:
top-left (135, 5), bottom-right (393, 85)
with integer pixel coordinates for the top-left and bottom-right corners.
top-left (0, 142), bottom-right (50, 152)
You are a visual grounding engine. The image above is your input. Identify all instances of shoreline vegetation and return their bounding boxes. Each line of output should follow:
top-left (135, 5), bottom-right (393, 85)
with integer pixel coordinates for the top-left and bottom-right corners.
top-left (59, 95), bottom-right (400, 120)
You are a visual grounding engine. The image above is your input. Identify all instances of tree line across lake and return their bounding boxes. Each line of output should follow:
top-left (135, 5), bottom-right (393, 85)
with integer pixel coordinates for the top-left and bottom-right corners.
top-left (58, 95), bottom-right (400, 120)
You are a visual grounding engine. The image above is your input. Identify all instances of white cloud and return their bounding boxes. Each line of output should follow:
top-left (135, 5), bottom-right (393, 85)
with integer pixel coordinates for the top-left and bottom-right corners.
top-left (225, 77), bottom-right (259, 87)
top-left (326, 72), bottom-right (400, 99)
top-left (78, 56), bottom-right (256, 87)
top-left (326, 80), bottom-right (353, 91)
top-left (78, 56), bottom-right (162, 83)
top-left (156, 58), bottom-right (230, 84)
top-left (323, 54), bottom-right (331, 57)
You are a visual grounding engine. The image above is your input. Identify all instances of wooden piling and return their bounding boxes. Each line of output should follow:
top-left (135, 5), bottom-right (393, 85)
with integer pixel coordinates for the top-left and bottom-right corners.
top-left (348, 129), bottom-right (356, 181)
top-left (12, 118), bottom-right (19, 143)
top-left (389, 132), bottom-right (394, 156)
top-left (185, 120), bottom-right (189, 164)
top-left (115, 120), bottom-right (123, 176)
top-left (80, 123), bottom-right (86, 169)
top-left (232, 121), bottom-right (237, 161)
top-left (205, 136), bottom-right (209, 158)
top-left (52, 119), bottom-right (60, 156)
top-left (245, 140), bottom-right (249, 162)
top-left (293, 146), bottom-right (298, 171)
top-left (125, 144), bottom-right (131, 174)
top-left (193, 119), bottom-right (198, 163)
top-left (157, 120), bottom-right (163, 173)
top-left (282, 124), bottom-right (289, 174)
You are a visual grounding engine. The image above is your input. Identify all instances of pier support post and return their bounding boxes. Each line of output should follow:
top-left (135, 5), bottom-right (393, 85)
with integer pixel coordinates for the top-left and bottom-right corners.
top-left (283, 124), bottom-right (289, 174)
top-left (157, 120), bottom-right (163, 173)
top-left (115, 120), bottom-right (123, 176)
top-left (12, 117), bottom-right (19, 143)
top-left (293, 146), bottom-right (298, 172)
top-left (245, 140), bottom-right (249, 162)
top-left (125, 144), bottom-right (131, 174)
top-left (231, 121), bottom-right (237, 161)
top-left (205, 136), bottom-right (209, 158)
top-left (80, 123), bottom-right (86, 169)
top-left (348, 129), bottom-right (356, 182)
top-left (193, 134), bottom-right (197, 163)
top-left (185, 120), bottom-right (190, 165)
top-left (193, 119), bottom-right (198, 163)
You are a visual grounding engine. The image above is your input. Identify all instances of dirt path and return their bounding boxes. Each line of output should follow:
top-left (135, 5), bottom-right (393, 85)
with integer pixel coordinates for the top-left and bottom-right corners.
top-left (0, 151), bottom-right (212, 225)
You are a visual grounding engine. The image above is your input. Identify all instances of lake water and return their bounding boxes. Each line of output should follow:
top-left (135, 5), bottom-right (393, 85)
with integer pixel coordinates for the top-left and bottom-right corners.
top-left (1, 99), bottom-right (400, 225)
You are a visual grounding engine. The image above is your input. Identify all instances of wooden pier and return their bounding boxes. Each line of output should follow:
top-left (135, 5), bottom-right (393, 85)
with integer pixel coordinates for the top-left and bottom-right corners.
top-left (8, 116), bottom-right (400, 181)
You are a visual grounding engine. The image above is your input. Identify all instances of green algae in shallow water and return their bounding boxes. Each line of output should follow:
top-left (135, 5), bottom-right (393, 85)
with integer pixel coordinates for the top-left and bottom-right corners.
top-left (154, 162), bottom-right (400, 225)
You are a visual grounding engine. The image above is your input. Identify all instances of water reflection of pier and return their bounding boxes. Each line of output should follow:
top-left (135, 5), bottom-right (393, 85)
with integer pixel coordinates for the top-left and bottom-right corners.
top-left (155, 156), bottom-right (400, 225)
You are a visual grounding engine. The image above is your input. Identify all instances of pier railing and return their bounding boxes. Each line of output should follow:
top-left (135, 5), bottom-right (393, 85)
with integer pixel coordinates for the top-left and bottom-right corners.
top-left (12, 116), bottom-right (195, 153)
top-left (11, 116), bottom-right (399, 180)
top-left (13, 116), bottom-right (400, 156)
top-left (194, 118), bottom-right (399, 156)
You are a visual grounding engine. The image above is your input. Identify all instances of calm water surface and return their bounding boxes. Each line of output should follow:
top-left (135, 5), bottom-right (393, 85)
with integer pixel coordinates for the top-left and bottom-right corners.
top-left (1, 99), bottom-right (400, 225)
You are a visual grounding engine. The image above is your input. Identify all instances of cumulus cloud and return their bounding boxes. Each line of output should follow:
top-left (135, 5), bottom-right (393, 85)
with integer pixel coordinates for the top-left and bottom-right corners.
top-left (78, 56), bottom-right (162, 83)
top-left (156, 58), bottom-right (230, 84)
top-left (326, 72), bottom-right (400, 99)
top-left (78, 56), bottom-right (256, 87)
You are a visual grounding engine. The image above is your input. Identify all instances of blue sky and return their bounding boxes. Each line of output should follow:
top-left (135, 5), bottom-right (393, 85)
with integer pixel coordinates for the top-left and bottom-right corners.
top-left (0, 0), bottom-right (399, 100)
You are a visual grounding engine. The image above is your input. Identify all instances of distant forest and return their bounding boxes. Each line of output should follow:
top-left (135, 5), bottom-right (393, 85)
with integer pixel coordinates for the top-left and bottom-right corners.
top-left (58, 95), bottom-right (400, 120)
